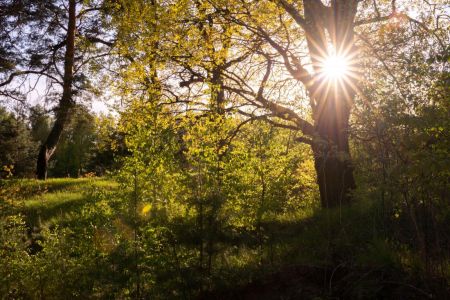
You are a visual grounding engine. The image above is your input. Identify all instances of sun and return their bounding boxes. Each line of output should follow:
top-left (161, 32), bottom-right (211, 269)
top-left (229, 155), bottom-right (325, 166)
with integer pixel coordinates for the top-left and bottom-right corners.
top-left (313, 50), bottom-right (359, 103)
top-left (321, 54), bottom-right (350, 80)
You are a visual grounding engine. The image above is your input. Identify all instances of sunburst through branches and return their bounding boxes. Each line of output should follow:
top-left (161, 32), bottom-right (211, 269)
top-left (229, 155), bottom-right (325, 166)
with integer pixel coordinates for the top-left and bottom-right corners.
top-left (315, 49), bottom-right (360, 104)
top-left (322, 54), bottom-right (350, 80)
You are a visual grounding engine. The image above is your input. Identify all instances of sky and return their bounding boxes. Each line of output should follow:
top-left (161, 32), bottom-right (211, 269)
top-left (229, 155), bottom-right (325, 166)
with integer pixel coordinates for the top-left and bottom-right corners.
top-left (14, 74), bottom-right (117, 116)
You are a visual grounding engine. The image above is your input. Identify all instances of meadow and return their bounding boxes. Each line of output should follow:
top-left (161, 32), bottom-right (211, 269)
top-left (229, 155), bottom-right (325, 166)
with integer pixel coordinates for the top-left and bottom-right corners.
top-left (1, 177), bottom-right (448, 299)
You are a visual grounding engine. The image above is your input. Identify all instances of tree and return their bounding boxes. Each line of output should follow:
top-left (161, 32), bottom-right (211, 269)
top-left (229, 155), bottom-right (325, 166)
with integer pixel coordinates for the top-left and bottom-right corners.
top-left (35, 0), bottom-right (77, 180)
top-left (201, 0), bottom-right (360, 208)
top-left (50, 105), bottom-right (96, 177)
top-left (0, 0), bottom-right (114, 179)
top-left (29, 105), bottom-right (52, 144)
top-left (0, 106), bottom-right (36, 177)
top-left (87, 114), bottom-right (125, 175)
top-left (127, 0), bottom-right (446, 208)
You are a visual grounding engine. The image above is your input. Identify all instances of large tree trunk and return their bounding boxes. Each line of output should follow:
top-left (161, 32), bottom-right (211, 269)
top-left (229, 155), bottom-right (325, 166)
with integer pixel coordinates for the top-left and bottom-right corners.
top-left (36, 0), bottom-right (76, 180)
top-left (312, 92), bottom-right (356, 208)
top-left (313, 148), bottom-right (356, 208)
top-left (304, 0), bottom-right (358, 207)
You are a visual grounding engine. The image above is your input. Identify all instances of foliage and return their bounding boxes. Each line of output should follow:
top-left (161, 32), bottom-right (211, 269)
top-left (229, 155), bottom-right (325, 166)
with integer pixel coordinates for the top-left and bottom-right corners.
top-left (352, 20), bottom-right (450, 270)
top-left (0, 0), bottom-right (449, 299)
top-left (0, 103), bottom-right (124, 179)
top-left (0, 107), bottom-right (36, 178)
top-left (50, 105), bottom-right (97, 177)
top-left (88, 113), bottom-right (127, 176)
top-left (29, 105), bottom-right (52, 144)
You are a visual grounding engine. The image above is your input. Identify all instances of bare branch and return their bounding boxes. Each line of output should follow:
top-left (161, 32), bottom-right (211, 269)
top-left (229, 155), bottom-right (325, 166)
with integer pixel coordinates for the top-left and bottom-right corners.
top-left (255, 27), bottom-right (315, 90)
top-left (84, 35), bottom-right (115, 47)
top-left (236, 109), bottom-right (300, 131)
top-left (294, 136), bottom-right (313, 145)
top-left (354, 14), bottom-right (393, 26)
top-left (0, 70), bottom-right (62, 88)
top-left (77, 7), bottom-right (102, 18)
top-left (277, 0), bottom-right (306, 28)
top-left (254, 55), bottom-right (315, 136)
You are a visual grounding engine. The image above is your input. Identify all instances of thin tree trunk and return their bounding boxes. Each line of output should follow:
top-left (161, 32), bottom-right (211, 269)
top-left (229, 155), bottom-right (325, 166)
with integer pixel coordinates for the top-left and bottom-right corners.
top-left (36, 0), bottom-right (76, 180)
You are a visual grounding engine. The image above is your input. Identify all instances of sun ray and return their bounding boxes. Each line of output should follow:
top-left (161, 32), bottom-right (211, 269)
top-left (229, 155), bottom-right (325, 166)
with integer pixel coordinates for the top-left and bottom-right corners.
top-left (312, 44), bottom-right (360, 106)
top-left (321, 54), bottom-right (350, 80)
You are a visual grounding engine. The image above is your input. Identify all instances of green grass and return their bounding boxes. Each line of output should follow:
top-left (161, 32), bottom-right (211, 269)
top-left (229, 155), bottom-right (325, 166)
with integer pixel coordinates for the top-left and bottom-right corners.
top-left (12, 177), bottom-right (117, 197)
top-left (1, 177), bottom-right (117, 227)
top-left (1, 178), bottom-right (448, 298)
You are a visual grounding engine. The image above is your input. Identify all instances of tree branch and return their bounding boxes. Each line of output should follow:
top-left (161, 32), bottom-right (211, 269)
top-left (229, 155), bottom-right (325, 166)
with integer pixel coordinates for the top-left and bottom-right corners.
top-left (255, 55), bottom-right (315, 136)
top-left (354, 13), bottom-right (394, 26)
top-left (295, 136), bottom-right (313, 145)
top-left (277, 0), bottom-right (307, 28)
top-left (84, 35), bottom-right (115, 47)
top-left (0, 70), bottom-right (62, 88)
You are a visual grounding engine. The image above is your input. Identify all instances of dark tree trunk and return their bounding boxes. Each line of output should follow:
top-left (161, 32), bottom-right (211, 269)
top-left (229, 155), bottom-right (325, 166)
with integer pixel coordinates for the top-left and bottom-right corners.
top-left (312, 92), bottom-right (356, 208)
top-left (313, 150), bottom-right (356, 208)
top-left (303, 0), bottom-right (359, 207)
top-left (36, 0), bottom-right (76, 180)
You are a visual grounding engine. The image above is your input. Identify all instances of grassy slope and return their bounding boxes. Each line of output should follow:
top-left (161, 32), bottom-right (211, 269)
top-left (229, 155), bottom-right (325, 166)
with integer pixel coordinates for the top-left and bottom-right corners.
top-left (2, 177), bottom-right (117, 228)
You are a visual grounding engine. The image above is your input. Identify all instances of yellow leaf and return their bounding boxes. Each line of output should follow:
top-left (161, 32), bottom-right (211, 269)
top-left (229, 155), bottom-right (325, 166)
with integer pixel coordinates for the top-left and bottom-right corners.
top-left (141, 203), bottom-right (152, 215)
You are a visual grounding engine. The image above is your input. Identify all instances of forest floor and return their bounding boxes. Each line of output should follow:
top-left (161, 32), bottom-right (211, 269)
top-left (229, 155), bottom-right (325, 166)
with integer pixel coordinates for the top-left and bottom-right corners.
top-left (1, 178), bottom-right (448, 299)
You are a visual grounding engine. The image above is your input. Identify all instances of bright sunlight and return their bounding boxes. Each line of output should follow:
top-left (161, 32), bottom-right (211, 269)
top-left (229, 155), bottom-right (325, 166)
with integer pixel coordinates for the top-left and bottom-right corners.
top-left (321, 54), bottom-right (350, 80)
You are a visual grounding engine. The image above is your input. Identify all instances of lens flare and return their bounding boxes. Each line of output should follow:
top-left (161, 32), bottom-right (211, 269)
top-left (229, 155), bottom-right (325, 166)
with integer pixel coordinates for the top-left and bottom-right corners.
top-left (313, 50), bottom-right (359, 106)
top-left (321, 55), bottom-right (349, 80)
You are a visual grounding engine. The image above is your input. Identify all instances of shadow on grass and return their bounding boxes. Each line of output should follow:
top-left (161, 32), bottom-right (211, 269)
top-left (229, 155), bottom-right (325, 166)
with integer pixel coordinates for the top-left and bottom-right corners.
top-left (22, 192), bottom-right (91, 227)
top-left (198, 201), bottom-right (449, 299)
top-left (11, 178), bottom-right (117, 200)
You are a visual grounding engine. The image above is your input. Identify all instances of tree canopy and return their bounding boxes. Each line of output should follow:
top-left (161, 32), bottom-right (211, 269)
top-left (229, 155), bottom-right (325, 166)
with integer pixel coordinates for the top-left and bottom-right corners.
top-left (0, 0), bottom-right (449, 298)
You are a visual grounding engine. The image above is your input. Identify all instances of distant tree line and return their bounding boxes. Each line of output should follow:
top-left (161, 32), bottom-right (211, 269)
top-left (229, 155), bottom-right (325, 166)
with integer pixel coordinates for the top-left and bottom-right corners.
top-left (0, 104), bottom-right (124, 178)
